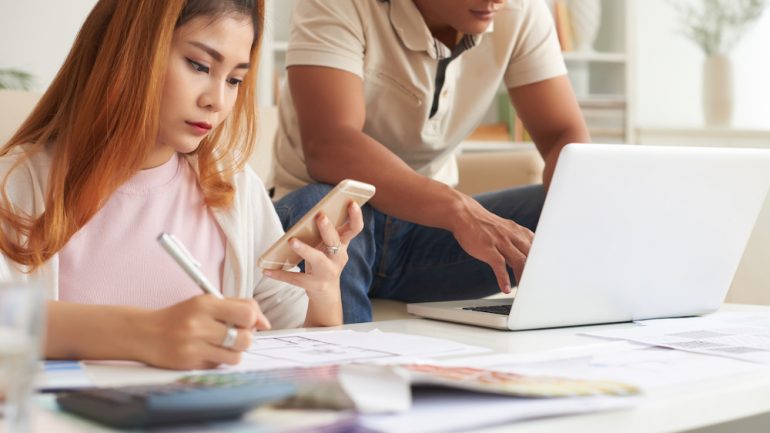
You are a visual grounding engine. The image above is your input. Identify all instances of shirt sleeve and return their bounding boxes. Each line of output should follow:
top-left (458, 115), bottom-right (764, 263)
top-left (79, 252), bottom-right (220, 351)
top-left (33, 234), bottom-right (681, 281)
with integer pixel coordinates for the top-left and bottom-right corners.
top-left (285, 0), bottom-right (366, 78)
top-left (0, 148), bottom-right (58, 298)
top-left (0, 154), bottom-right (29, 282)
top-left (504, 0), bottom-right (567, 88)
top-left (246, 170), bottom-right (309, 329)
top-left (252, 274), bottom-right (308, 330)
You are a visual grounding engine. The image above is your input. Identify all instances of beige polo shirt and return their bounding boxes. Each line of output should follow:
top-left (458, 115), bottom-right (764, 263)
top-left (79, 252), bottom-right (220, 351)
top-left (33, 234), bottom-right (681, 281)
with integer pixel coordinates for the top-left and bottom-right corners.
top-left (271, 0), bottom-right (566, 199)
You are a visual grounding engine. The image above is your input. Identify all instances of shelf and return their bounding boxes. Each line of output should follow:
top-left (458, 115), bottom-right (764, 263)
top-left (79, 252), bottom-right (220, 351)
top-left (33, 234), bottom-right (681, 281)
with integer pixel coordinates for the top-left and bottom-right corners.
top-left (637, 126), bottom-right (770, 139)
top-left (460, 141), bottom-right (536, 153)
top-left (636, 126), bottom-right (770, 148)
top-left (466, 123), bottom-right (509, 141)
top-left (578, 95), bottom-right (626, 107)
top-left (588, 127), bottom-right (625, 136)
top-left (562, 51), bottom-right (626, 63)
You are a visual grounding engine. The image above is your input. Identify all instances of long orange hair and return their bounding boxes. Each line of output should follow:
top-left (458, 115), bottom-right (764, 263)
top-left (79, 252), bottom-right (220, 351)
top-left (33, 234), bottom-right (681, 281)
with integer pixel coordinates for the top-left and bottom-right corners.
top-left (0, 0), bottom-right (264, 270)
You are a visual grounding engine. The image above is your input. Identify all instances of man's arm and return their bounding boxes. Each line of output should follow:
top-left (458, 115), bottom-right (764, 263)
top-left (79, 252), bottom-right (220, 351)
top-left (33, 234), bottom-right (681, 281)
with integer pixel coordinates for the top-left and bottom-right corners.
top-left (288, 65), bottom-right (466, 232)
top-left (289, 65), bottom-right (536, 292)
top-left (509, 75), bottom-right (591, 188)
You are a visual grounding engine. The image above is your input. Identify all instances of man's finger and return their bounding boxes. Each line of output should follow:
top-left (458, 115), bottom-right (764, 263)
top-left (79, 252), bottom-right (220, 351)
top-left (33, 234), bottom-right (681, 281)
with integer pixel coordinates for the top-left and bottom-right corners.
top-left (487, 253), bottom-right (511, 294)
top-left (499, 242), bottom-right (526, 282)
top-left (507, 225), bottom-right (534, 258)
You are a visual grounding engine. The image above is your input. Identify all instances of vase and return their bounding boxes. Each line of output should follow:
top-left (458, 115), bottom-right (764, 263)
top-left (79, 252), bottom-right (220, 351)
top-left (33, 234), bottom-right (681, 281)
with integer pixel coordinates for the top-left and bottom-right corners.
top-left (566, 0), bottom-right (602, 52)
top-left (702, 54), bottom-right (733, 127)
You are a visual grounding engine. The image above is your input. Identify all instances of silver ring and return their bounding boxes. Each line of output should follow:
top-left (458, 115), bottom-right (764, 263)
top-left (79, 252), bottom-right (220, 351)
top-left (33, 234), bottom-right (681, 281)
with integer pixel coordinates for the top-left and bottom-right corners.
top-left (221, 325), bottom-right (238, 349)
top-left (323, 243), bottom-right (340, 255)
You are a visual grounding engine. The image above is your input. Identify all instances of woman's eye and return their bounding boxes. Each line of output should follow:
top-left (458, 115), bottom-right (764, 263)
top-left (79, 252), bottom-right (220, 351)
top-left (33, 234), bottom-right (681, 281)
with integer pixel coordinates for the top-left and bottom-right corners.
top-left (227, 78), bottom-right (243, 87)
top-left (186, 58), bottom-right (209, 73)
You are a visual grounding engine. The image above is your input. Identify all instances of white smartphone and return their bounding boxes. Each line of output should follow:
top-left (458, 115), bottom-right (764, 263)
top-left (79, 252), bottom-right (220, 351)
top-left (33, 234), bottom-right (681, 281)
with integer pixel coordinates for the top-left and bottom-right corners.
top-left (258, 179), bottom-right (376, 270)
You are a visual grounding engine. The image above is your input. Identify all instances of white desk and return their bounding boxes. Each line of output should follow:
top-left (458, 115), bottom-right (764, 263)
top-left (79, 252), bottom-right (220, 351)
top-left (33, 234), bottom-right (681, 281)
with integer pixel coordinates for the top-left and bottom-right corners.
top-left (23, 304), bottom-right (770, 433)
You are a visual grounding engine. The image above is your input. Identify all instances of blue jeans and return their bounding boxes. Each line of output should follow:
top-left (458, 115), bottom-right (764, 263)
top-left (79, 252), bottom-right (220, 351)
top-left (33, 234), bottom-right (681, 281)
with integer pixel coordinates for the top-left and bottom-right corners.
top-left (274, 184), bottom-right (546, 323)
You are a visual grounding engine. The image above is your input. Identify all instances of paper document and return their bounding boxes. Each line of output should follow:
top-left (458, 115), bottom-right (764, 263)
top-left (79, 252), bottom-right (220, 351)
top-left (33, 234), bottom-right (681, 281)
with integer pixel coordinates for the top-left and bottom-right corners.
top-left (436, 341), bottom-right (762, 390)
top-left (230, 329), bottom-right (490, 371)
top-left (201, 361), bottom-right (639, 419)
top-left (635, 311), bottom-right (770, 329)
top-left (360, 388), bottom-right (638, 433)
top-left (584, 312), bottom-right (770, 363)
top-left (402, 363), bottom-right (639, 397)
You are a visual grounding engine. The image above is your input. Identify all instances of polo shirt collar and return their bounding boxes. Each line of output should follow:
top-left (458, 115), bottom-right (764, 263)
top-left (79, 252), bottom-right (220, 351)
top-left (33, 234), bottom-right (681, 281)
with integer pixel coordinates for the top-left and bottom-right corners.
top-left (390, 0), bottom-right (434, 54)
top-left (389, 0), bottom-right (495, 59)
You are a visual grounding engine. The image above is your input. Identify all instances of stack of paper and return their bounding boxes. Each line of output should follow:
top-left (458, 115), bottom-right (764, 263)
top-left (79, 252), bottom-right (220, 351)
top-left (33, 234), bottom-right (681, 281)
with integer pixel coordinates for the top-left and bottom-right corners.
top-left (583, 312), bottom-right (770, 363)
top-left (230, 329), bottom-right (491, 371)
top-left (401, 363), bottom-right (639, 397)
top-left (360, 390), bottom-right (637, 433)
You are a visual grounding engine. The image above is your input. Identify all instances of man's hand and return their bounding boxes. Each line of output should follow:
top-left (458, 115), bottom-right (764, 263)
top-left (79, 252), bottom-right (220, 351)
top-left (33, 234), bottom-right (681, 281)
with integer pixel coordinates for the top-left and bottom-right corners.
top-left (450, 194), bottom-right (534, 293)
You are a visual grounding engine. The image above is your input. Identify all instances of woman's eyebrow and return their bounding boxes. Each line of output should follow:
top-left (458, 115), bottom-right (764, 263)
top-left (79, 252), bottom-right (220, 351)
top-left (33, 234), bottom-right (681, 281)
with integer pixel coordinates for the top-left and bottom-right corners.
top-left (188, 41), bottom-right (250, 69)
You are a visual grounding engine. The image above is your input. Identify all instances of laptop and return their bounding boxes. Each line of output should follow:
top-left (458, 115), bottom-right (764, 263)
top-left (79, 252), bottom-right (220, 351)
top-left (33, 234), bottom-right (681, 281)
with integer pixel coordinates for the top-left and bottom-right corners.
top-left (407, 143), bottom-right (770, 330)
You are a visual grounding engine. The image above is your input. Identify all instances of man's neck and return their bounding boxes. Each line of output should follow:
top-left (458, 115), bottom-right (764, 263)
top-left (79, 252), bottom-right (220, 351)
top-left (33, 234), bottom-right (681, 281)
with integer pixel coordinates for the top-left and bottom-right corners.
top-left (434, 28), bottom-right (460, 49)
top-left (412, 0), bottom-right (458, 49)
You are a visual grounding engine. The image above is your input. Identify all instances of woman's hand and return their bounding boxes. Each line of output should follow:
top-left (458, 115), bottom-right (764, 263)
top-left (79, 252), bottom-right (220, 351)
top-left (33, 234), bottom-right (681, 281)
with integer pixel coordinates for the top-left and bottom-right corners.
top-left (264, 202), bottom-right (364, 327)
top-left (140, 295), bottom-right (270, 370)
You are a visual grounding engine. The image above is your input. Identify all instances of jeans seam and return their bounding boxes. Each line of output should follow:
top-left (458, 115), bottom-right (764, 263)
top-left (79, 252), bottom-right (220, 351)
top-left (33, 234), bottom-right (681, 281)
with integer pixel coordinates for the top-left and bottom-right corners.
top-left (370, 216), bottom-right (397, 295)
top-left (376, 217), bottom-right (395, 278)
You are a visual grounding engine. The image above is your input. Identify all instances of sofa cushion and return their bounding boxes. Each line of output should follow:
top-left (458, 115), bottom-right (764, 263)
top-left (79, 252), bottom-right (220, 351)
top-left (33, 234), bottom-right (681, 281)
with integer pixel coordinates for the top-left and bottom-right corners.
top-left (455, 148), bottom-right (544, 195)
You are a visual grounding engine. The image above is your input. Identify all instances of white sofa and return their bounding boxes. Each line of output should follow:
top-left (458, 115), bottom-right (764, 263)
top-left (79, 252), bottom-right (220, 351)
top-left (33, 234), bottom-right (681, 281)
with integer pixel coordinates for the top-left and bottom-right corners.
top-left (1, 90), bottom-right (768, 316)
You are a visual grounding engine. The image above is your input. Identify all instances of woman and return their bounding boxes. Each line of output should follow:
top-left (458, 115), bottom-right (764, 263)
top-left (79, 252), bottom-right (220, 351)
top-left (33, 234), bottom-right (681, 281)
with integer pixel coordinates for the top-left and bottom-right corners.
top-left (0, 0), bottom-right (362, 370)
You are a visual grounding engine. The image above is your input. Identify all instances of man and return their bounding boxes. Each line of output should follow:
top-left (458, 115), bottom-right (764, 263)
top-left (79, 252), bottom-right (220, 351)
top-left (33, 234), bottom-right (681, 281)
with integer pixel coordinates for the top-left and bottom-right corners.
top-left (271, 0), bottom-right (590, 323)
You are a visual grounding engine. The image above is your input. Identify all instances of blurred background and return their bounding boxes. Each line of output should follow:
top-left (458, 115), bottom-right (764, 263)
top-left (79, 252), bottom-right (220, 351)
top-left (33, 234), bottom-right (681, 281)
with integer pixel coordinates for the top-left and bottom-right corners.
top-left (1, 0), bottom-right (768, 142)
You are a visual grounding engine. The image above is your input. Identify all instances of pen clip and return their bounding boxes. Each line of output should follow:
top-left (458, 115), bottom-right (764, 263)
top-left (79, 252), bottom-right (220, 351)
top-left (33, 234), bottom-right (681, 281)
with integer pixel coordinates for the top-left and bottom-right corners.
top-left (166, 234), bottom-right (201, 268)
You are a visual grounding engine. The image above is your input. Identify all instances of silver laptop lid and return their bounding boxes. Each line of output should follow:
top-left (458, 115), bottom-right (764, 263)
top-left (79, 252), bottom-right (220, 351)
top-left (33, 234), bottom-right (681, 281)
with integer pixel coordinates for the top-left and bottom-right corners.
top-left (508, 144), bottom-right (770, 330)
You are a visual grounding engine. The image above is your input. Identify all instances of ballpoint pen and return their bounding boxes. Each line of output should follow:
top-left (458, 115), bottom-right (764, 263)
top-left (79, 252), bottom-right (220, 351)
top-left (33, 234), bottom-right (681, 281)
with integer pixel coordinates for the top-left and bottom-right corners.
top-left (157, 232), bottom-right (224, 299)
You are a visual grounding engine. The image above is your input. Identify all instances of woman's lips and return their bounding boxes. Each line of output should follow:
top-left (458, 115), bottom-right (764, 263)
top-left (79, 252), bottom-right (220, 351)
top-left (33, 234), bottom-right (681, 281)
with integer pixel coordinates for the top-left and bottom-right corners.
top-left (186, 121), bottom-right (212, 136)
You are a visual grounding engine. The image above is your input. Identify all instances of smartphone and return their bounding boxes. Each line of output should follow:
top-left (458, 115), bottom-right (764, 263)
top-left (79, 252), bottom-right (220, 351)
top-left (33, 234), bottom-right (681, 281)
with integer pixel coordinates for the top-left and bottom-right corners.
top-left (258, 179), bottom-right (376, 270)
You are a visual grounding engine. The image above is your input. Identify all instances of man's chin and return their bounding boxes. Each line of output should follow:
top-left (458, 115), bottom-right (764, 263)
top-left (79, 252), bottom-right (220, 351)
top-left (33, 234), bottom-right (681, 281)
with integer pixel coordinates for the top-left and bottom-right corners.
top-left (457, 23), bottom-right (492, 36)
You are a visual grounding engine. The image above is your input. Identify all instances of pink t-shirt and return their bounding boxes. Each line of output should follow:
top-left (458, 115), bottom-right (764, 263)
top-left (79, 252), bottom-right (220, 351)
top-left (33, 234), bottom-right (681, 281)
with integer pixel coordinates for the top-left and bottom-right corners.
top-left (58, 153), bottom-right (226, 309)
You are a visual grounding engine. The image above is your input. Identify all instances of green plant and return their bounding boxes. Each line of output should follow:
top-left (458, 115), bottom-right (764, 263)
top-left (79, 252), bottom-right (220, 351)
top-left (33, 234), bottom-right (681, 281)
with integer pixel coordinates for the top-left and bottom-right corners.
top-left (669, 0), bottom-right (768, 55)
top-left (0, 68), bottom-right (34, 90)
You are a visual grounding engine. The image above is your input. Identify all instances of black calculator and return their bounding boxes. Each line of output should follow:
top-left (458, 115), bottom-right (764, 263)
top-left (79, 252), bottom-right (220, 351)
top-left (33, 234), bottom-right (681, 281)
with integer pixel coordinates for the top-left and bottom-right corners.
top-left (56, 371), bottom-right (297, 429)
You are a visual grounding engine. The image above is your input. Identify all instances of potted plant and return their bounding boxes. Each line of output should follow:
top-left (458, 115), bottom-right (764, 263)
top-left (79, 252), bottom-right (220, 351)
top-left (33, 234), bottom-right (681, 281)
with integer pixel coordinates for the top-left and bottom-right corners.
top-left (669, 0), bottom-right (768, 126)
top-left (0, 69), bottom-right (34, 90)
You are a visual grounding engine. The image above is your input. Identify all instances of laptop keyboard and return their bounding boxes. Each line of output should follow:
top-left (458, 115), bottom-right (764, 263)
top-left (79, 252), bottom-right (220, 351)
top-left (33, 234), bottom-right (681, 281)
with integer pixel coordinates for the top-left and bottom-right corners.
top-left (462, 304), bottom-right (512, 315)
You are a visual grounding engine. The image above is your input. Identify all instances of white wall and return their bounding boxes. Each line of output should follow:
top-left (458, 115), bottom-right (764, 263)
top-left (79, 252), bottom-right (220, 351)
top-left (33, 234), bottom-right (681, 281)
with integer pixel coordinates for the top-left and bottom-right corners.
top-left (634, 0), bottom-right (770, 129)
top-left (0, 0), bottom-right (98, 92)
top-left (2, 0), bottom-right (769, 128)
top-left (734, 8), bottom-right (770, 128)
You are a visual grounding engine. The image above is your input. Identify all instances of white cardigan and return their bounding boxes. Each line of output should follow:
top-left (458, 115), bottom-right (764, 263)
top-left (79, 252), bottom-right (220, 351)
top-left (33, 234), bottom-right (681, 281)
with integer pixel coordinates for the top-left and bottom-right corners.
top-left (0, 147), bottom-right (308, 329)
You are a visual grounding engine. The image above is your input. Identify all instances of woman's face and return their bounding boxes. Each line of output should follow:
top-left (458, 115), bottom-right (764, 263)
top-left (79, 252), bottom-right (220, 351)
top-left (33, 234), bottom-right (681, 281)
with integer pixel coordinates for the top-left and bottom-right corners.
top-left (148, 14), bottom-right (254, 168)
